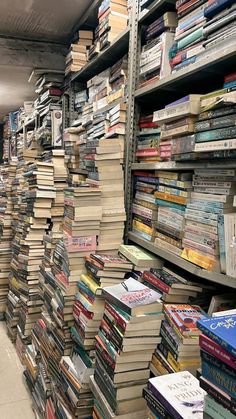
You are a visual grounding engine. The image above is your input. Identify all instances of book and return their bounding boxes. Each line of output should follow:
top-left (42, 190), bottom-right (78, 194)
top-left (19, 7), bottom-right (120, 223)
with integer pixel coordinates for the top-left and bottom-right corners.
top-left (164, 304), bottom-right (205, 337)
top-left (102, 278), bottom-right (162, 315)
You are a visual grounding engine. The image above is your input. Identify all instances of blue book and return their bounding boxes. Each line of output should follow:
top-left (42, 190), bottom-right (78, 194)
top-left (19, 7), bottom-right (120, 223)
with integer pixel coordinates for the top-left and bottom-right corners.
top-left (204, 0), bottom-right (234, 19)
top-left (173, 56), bottom-right (196, 71)
top-left (224, 80), bottom-right (236, 89)
top-left (197, 315), bottom-right (236, 357)
top-left (155, 199), bottom-right (186, 211)
top-left (201, 358), bottom-right (236, 400)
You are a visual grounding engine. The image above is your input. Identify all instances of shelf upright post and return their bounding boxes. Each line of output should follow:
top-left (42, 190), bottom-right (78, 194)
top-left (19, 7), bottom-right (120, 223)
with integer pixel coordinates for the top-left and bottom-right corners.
top-left (124, 0), bottom-right (140, 242)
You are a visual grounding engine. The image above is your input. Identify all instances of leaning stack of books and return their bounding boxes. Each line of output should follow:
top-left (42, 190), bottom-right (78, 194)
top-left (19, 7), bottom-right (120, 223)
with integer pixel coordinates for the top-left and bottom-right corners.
top-left (197, 313), bottom-right (236, 419)
top-left (98, 0), bottom-right (128, 50)
top-left (154, 171), bottom-right (193, 256)
top-left (151, 304), bottom-right (204, 377)
top-left (139, 12), bottom-right (177, 88)
top-left (181, 168), bottom-right (235, 272)
top-left (91, 278), bottom-right (163, 417)
top-left (136, 115), bottom-right (161, 163)
top-left (170, 0), bottom-right (207, 73)
top-left (144, 371), bottom-right (206, 419)
top-left (203, 0), bottom-right (236, 55)
top-left (65, 30), bottom-right (94, 75)
top-left (142, 265), bottom-right (203, 304)
top-left (153, 94), bottom-right (202, 161)
top-left (132, 171), bottom-right (158, 242)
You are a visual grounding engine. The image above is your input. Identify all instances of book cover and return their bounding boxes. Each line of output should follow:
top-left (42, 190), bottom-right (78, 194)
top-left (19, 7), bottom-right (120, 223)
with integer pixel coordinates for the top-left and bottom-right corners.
top-left (164, 304), bottom-right (205, 336)
top-left (199, 334), bottom-right (236, 370)
top-left (197, 315), bottom-right (236, 357)
top-left (102, 277), bottom-right (162, 315)
top-left (148, 371), bottom-right (206, 419)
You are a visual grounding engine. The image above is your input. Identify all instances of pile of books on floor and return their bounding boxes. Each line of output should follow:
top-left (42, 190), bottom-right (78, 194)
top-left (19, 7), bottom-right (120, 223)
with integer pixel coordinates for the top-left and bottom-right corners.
top-left (150, 303), bottom-right (204, 377)
top-left (98, 0), bottom-right (128, 50)
top-left (72, 253), bottom-right (132, 351)
top-left (197, 312), bottom-right (236, 419)
top-left (135, 114), bottom-right (160, 162)
top-left (181, 168), bottom-right (236, 273)
top-left (0, 165), bottom-right (14, 317)
top-left (144, 371), bottom-right (206, 419)
top-left (153, 94), bottom-right (201, 161)
top-left (170, 0), bottom-right (207, 72)
top-left (65, 30), bottom-right (94, 75)
top-left (91, 278), bottom-right (163, 417)
top-left (139, 12), bottom-right (177, 87)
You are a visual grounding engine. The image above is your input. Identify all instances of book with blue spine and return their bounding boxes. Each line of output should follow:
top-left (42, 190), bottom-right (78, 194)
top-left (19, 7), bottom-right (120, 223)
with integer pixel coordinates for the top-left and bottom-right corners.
top-left (197, 314), bottom-right (236, 357)
top-left (204, 0), bottom-right (234, 19)
top-left (201, 357), bottom-right (236, 399)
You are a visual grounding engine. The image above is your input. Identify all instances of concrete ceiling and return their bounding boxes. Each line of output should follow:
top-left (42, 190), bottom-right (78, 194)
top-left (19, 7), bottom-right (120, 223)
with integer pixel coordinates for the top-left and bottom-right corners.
top-left (0, 0), bottom-right (95, 120)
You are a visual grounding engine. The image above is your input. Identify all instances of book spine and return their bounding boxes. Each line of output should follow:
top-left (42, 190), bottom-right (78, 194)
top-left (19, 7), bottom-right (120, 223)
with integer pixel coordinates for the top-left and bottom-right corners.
top-left (196, 127), bottom-right (236, 142)
top-left (197, 324), bottom-right (236, 358)
top-left (143, 388), bottom-right (170, 419)
top-left (148, 382), bottom-right (182, 419)
top-left (204, 394), bottom-right (236, 419)
top-left (218, 214), bottom-right (226, 273)
top-left (143, 271), bottom-right (170, 293)
top-left (200, 378), bottom-right (236, 415)
top-left (201, 359), bottom-right (236, 400)
top-left (201, 349), bottom-right (236, 379)
top-left (199, 335), bottom-right (236, 370)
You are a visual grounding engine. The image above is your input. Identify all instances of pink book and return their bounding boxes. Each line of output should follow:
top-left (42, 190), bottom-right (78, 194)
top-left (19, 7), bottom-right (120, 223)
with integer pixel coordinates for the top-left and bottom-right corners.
top-left (66, 235), bottom-right (97, 253)
top-left (199, 334), bottom-right (236, 370)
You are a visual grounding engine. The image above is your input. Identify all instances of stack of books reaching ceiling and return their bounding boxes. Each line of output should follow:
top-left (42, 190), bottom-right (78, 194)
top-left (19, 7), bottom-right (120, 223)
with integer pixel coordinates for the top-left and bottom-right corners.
top-left (98, 0), bottom-right (128, 50)
top-left (150, 304), bottom-right (205, 377)
top-left (65, 30), bottom-right (94, 75)
top-left (197, 313), bottom-right (236, 419)
top-left (136, 114), bottom-right (161, 162)
top-left (91, 278), bottom-right (163, 418)
top-left (139, 12), bottom-right (177, 88)
top-left (0, 165), bottom-right (15, 317)
top-left (6, 161), bottom-right (55, 356)
top-left (153, 94), bottom-right (201, 162)
top-left (170, 0), bottom-right (207, 73)
top-left (143, 371), bottom-right (206, 419)
top-left (71, 254), bottom-right (132, 351)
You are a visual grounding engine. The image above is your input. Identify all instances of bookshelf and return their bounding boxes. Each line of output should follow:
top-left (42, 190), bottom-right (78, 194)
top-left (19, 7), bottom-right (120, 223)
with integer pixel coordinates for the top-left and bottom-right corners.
top-left (125, 0), bottom-right (236, 288)
top-left (129, 232), bottom-right (236, 289)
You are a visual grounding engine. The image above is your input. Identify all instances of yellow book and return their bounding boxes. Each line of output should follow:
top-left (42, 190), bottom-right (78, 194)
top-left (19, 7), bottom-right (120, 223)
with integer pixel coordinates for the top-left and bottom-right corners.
top-left (167, 351), bottom-right (200, 372)
top-left (80, 274), bottom-right (100, 295)
top-left (181, 248), bottom-right (218, 271)
top-left (155, 191), bottom-right (187, 205)
top-left (132, 219), bottom-right (154, 236)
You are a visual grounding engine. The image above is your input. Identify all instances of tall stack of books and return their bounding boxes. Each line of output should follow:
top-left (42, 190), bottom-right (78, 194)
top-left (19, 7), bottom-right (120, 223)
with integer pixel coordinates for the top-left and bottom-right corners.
top-left (203, 0), bottom-right (236, 54)
top-left (132, 171), bottom-right (158, 242)
top-left (72, 254), bottom-right (132, 351)
top-left (139, 12), bottom-right (177, 87)
top-left (170, 1), bottom-right (207, 72)
top-left (0, 165), bottom-right (14, 316)
top-left (154, 171), bottom-right (193, 256)
top-left (8, 161), bottom-right (56, 356)
top-left (181, 169), bottom-right (235, 272)
top-left (136, 114), bottom-right (161, 162)
top-left (98, 0), bottom-right (128, 50)
top-left (144, 371), bottom-right (206, 419)
top-left (65, 30), bottom-right (94, 75)
top-left (91, 278), bottom-right (163, 417)
top-left (64, 128), bottom-right (82, 172)
top-left (197, 313), bottom-right (236, 419)
top-left (153, 94), bottom-right (202, 161)
top-left (150, 304), bottom-right (205, 377)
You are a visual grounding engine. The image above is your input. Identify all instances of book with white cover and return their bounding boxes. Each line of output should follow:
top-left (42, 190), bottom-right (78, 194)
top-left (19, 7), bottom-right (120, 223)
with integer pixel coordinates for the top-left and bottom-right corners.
top-left (148, 371), bottom-right (206, 419)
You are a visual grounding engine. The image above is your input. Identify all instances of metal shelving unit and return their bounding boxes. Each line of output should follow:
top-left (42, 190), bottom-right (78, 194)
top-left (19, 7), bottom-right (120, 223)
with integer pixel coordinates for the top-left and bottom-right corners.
top-left (124, 0), bottom-right (236, 287)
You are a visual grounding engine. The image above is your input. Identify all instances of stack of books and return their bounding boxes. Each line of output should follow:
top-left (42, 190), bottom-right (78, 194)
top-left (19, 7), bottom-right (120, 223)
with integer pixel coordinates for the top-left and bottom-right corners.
top-left (64, 128), bottom-right (82, 171)
top-left (139, 12), bottom-right (177, 87)
top-left (34, 72), bottom-right (63, 116)
top-left (107, 56), bottom-right (128, 105)
top-left (153, 94), bottom-right (202, 161)
top-left (170, 1), bottom-right (207, 73)
top-left (203, 0), bottom-right (236, 54)
top-left (154, 171), bottom-right (193, 256)
top-left (194, 87), bottom-right (236, 156)
top-left (98, 0), bottom-right (128, 50)
top-left (197, 313), bottom-right (236, 419)
top-left (132, 171), bottom-right (158, 241)
top-left (144, 371), bottom-right (206, 419)
top-left (92, 278), bottom-right (163, 417)
top-left (151, 304), bottom-right (205, 377)
top-left (136, 115), bottom-right (161, 162)
top-left (72, 254), bottom-right (132, 350)
top-left (142, 266), bottom-right (203, 304)
top-left (119, 243), bottom-right (163, 272)
top-left (65, 30), bottom-right (94, 75)
top-left (0, 165), bottom-right (14, 316)
top-left (181, 168), bottom-right (235, 272)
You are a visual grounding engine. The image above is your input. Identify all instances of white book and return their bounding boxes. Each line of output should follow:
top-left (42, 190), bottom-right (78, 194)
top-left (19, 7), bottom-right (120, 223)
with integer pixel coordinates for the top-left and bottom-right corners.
top-left (224, 213), bottom-right (236, 277)
top-left (195, 139), bottom-right (236, 152)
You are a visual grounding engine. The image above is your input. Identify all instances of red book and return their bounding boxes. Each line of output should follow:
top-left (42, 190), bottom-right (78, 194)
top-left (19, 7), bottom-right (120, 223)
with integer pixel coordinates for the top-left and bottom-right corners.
top-left (199, 334), bottom-right (236, 370)
top-left (136, 148), bottom-right (159, 157)
top-left (133, 171), bottom-right (156, 177)
top-left (225, 72), bottom-right (236, 83)
top-left (143, 271), bottom-right (170, 294)
top-left (177, 0), bottom-right (200, 13)
top-left (139, 122), bottom-right (159, 128)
